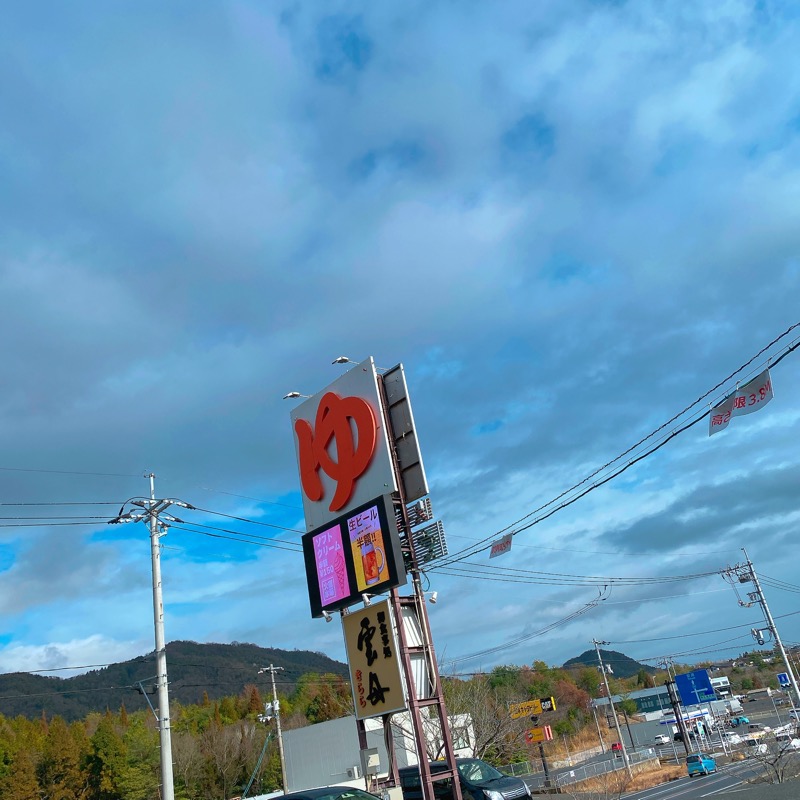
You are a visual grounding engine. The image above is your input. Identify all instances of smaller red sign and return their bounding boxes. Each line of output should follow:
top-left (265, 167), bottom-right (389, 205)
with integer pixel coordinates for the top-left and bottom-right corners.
top-left (524, 726), bottom-right (553, 744)
top-left (490, 533), bottom-right (513, 559)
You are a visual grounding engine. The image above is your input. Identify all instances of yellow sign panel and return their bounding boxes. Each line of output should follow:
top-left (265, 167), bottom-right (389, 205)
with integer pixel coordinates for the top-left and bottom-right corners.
top-left (343, 599), bottom-right (407, 720)
top-left (524, 725), bottom-right (553, 743)
top-left (525, 727), bottom-right (546, 743)
top-left (510, 699), bottom-right (542, 719)
top-left (509, 697), bottom-right (557, 719)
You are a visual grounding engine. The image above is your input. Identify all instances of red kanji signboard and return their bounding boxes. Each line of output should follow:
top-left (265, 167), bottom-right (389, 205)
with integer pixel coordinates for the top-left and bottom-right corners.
top-left (291, 357), bottom-right (398, 531)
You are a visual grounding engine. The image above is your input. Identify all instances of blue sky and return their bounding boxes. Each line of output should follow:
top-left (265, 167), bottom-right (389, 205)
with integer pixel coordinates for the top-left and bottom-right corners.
top-left (2, 1), bottom-right (800, 682)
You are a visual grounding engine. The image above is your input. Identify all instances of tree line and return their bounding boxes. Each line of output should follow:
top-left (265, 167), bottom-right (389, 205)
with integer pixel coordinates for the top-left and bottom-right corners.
top-left (0, 658), bottom-right (688, 799)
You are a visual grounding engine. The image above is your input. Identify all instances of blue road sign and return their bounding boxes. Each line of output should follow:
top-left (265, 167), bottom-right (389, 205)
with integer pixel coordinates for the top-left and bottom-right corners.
top-left (777, 672), bottom-right (790, 687)
top-left (675, 669), bottom-right (716, 706)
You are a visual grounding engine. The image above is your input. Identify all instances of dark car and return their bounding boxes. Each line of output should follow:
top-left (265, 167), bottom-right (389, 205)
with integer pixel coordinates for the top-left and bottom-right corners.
top-left (399, 758), bottom-right (531, 800)
top-left (281, 788), bottom-right (381, 800)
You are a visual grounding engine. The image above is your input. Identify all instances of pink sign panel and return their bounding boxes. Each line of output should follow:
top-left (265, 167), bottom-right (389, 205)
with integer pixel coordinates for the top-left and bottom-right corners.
top-left (312, 524), bottom-right (350, 606)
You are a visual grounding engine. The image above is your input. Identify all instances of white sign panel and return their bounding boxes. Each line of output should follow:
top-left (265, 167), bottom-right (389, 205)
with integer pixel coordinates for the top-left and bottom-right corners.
top-left (709, 368), bottom-right (774, 436)
top-left (490, 533), bottom-right (513, 558)
top-left (291, 357), bottom-right (398, 530)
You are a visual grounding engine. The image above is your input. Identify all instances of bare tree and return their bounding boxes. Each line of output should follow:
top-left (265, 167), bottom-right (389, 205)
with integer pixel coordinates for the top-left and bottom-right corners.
top-left (745, 740), bottom-right (800, 784)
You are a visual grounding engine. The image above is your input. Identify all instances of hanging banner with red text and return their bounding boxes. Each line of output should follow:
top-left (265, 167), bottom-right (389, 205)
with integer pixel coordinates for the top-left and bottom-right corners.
top-left (709, 368), bottom-right (773, 436)
top-left (490, 533), bottom-right (513, 559)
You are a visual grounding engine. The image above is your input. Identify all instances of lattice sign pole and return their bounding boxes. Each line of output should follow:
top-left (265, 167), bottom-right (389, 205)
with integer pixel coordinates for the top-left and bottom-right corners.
top-left (378, 365), bottom-right (462, 800)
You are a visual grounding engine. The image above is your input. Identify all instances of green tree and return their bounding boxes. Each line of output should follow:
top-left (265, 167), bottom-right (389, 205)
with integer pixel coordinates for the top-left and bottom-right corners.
top-left (487, 666), bottom-right (521, 691)
top-left (119, 719), bottom-right (159, 800)
top-left (38, 716), bottom-right (88, 800)
top-left (0, 749), bottom-right (40, 800)
top-left (575, 668), bottom-right (601, 696)
top-left (87, 711), bottom-right (126, 800)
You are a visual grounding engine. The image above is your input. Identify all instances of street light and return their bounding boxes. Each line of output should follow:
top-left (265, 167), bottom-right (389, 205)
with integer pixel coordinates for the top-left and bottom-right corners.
top-left (282, 391), bottom-right (311, 399)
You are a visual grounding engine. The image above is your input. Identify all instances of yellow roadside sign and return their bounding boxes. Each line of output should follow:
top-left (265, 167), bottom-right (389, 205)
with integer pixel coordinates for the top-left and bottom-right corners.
top-left (509, 696), bottom-right (557, 719)
top-left (510, 699), bottom-right (542, 719)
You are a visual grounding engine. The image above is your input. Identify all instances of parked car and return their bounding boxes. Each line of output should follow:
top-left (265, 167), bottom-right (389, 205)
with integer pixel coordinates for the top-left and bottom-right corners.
top-left (280, 788), bottom-right (382, 800)
top-left (654, 734), bottom-right (670, 745)
top-left (611, 741), bottom-right (623, 752)
top-left (687, 753), bottom-right (717, 777)
top-left (730, 716), bottom-right (750, 727)
top-left (789, 708), bottom-right (800, 721)
top-left (398, 758), bottom-right (531, 800)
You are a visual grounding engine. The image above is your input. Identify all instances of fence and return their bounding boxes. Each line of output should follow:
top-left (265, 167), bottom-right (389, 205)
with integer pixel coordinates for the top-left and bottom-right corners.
top-left (553, 750), bottom-right (659, 788)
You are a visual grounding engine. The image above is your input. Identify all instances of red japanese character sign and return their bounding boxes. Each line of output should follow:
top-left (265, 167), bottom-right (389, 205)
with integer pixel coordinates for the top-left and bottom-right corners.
top-left (290, 357), bottom-right (397, 531)
top-left (294, 392), bottom-right (377, 512)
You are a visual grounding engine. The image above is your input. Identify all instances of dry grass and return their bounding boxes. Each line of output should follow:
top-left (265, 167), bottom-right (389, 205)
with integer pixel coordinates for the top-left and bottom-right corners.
top-left (544, 727), bottom-right (610, 761)
top-left (565, 763), bottom-right (684, 796)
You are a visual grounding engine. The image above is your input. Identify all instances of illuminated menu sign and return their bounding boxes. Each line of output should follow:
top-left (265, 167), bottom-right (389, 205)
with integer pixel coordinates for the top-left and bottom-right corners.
top-left (302, 494), bottom-right (407, 618)
top-left (312, 524), bottom-right (348, 607)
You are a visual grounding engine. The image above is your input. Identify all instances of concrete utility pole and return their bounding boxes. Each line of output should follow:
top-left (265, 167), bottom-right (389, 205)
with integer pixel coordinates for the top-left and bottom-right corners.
top-left (260, 665), bottom-right (287, 791)
top-left (147, 473), bottom-right (175, 800)
top-left (725, 549), bottom-right (800, 709)
top-left (109, 474), bottom-right (195, 800)
top-left (593, 640), bottom-right (632, 778)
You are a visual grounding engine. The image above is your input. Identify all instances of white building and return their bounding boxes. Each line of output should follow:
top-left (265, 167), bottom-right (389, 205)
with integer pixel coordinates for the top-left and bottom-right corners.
top-left (282, 712), bottom-right (475, 793)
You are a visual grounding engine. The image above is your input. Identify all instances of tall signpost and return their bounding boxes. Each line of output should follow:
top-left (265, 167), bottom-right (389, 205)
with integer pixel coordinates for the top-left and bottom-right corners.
top-left (290, 358), bottom-right (461, 800)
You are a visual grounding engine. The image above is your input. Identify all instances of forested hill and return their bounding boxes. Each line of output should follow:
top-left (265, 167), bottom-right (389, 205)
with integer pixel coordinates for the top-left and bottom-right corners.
top-left (562, 648), bottom-right (656, 679)
top-left (0, 640), bottom-right (348, 721)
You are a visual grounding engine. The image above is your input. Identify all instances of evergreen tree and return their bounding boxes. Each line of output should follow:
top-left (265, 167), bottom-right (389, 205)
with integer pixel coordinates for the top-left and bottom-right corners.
top-left (87, 712), bottom-right (126, 800)
top-left (38, 716), bottom-right (87, 800)
top-left (0, 749), bottom-right (40, 800)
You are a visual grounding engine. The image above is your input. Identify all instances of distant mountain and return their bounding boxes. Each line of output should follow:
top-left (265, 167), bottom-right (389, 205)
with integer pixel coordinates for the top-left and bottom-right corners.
top-left (0, 640), bottom-right (348, 721)
top-left (562, 649), bottom-right (656, 679)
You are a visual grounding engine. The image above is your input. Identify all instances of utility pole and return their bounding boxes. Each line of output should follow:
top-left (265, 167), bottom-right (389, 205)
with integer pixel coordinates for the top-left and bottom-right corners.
top-left (259, 665), bottom-right (287, 791)
top-left (593, 640), bottom-right (632, 778)
top-left (724, 549), bottom-right (800, 709)
top-left (147, 473), bottom-right (175, 800)
top-left (665, 680), bottom-right (690, 757)
top-left (108, 475), bottom-right (195, 800)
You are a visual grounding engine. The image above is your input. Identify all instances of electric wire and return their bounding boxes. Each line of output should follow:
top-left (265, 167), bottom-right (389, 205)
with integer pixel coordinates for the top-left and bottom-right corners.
top-left (442, 591), bottom-right (608, 666)
top-left (169, 522), bottom-right (303, 554)
top-left (429, 325), bottom-right (800, 570)
top-left (190, 505), bottom-right (305, 536)
top-left (430, 561), bottom-right (720, 587)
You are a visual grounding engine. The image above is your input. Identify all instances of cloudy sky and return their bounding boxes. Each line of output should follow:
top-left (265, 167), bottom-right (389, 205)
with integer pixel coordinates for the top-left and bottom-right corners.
top-left (2, 2), bottom-right (800, 687)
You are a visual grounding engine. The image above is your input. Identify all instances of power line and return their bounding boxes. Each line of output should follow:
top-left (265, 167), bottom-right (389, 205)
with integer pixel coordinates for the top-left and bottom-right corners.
top-left (170, 523), bottom-right (303, 554)
top-left (442, 590), bottom-right (608, 666)
top-left (191, 505), bottom-right (305, 536)
top-left (431, 323), bottom-right (800, 569)
top-left (0, 466), bottom-right (140, 478)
